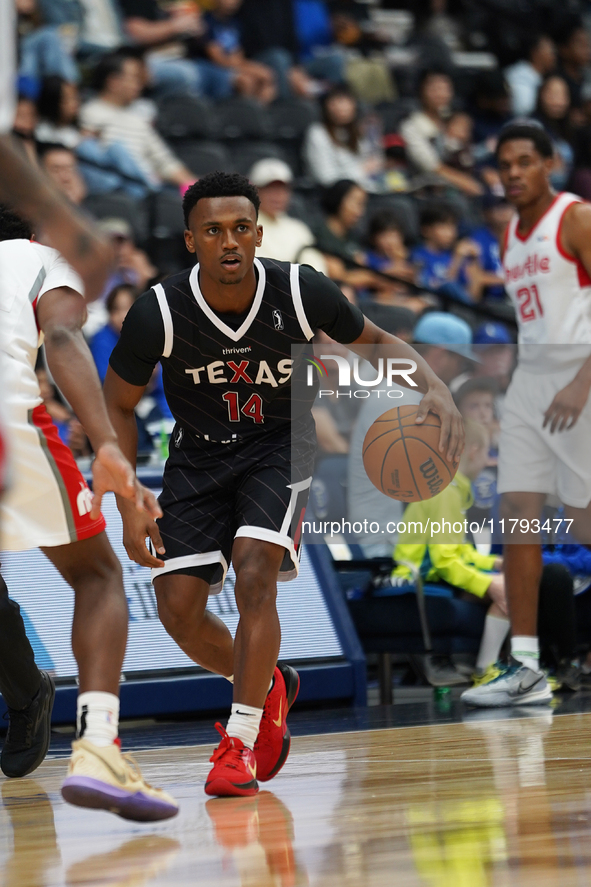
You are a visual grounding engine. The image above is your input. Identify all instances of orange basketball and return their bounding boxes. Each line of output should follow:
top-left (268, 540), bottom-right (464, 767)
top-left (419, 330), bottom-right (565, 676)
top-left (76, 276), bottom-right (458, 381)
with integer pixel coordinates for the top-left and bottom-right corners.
top-left (362, 405), bottom-right (457, 502)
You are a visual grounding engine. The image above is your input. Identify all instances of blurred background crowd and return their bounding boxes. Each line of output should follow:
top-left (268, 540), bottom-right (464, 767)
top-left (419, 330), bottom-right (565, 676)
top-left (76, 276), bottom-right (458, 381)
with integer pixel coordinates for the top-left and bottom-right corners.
top-left (10, 0), bottom-right (591, 460)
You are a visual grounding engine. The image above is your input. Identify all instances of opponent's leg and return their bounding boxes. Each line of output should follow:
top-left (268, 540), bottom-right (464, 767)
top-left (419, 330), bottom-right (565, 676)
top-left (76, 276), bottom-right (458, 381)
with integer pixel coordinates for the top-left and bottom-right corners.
top-left (462, 491), bottom-right (552, 708)
top-left (153, 572), bottom-right (234, 677)
top-left (44, 532), bottom-right (178, 821)
top-left (0, 573), bottom-right (55, 778)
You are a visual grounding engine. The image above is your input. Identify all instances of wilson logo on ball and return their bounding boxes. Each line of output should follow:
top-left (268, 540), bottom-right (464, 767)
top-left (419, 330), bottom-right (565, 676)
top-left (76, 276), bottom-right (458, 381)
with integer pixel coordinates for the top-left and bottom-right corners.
top-left (362, 405), bottom-right (457, 502)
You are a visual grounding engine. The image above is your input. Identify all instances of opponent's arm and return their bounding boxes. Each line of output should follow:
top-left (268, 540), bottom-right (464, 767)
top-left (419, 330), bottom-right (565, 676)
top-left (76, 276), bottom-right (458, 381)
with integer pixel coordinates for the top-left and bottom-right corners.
top-left (36, 287), bottom-right (161, 521)
top-left (103, 367), bottom-right (166, 568)
top-left (0, 136), bottom-right (113, 302)
top-left (349, 317), bottom-right (465, 463)
top-left (543, 203), bottom-right (591, 432)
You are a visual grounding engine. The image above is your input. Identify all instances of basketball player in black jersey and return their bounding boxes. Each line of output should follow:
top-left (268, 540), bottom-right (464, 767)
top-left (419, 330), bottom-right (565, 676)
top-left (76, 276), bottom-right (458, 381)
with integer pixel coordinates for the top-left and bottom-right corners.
top-left (104, 172), bottom-right (464, 797)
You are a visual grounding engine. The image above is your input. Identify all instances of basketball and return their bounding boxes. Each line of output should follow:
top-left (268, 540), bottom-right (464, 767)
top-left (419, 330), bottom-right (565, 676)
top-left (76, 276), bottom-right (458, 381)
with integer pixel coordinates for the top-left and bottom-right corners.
top-left (362, 405), bottom-right (458, 502)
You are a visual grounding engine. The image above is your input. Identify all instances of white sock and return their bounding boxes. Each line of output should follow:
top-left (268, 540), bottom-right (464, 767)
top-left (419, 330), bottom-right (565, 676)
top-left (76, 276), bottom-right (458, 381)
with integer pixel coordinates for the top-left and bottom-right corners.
top-left (226, 703), bottom-right (263, 750)
top-left (476, 615), bottom-right (510, 672)
top-left (511, 636), bottom-right (541, 672)
top-left (77, 691), bottom-right (119, 748)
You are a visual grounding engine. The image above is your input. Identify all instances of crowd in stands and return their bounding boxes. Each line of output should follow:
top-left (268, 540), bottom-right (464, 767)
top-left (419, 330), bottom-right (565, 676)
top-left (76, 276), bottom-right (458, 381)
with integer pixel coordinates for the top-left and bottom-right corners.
top-left (15, 0), bottom-right (591, 686)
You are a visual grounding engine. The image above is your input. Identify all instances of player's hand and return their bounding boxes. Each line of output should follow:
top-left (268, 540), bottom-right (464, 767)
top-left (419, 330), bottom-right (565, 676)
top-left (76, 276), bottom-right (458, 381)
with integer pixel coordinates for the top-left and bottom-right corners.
top-left (543, 378), bottom-right (591, 433)
top-left (120, 506), bottom-right (166, 569)
top-left (90, 442), bottom-right (162, 521)
top-left (415, 382), bottom-right (465, 464)
top-left (487, 573), bottom-right (508, 616)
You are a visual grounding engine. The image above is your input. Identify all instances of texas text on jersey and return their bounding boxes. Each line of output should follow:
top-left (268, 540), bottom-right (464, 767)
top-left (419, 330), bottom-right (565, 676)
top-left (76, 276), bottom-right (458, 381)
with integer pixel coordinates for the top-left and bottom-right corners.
top-left (110, 257), bottom-right (365, 442)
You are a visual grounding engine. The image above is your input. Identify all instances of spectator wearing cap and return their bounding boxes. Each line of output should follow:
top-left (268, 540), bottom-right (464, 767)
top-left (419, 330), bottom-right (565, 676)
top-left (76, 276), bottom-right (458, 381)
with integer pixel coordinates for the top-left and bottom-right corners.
top-left (251, 158), bottom-right (326, 271)
top-left (97, 217), bottom-right (157, 298)
top-left (505, 35), bottom-right (557, 117)
top-left (383, 133), bottom-right (411, 193)
top-left (413, 311), bottom-right (479, 387)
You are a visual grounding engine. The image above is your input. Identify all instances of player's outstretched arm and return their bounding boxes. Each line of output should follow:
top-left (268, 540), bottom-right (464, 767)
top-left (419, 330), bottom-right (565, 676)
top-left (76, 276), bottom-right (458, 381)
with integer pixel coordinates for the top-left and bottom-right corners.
top-left (103, 367), bottom-right (166, 568)
top-left (36, 287), bottom-right (161, 521)
top-left (0, 136), bottom-right (113, 302)
top-left (349, 316), bottom-right (465, 463)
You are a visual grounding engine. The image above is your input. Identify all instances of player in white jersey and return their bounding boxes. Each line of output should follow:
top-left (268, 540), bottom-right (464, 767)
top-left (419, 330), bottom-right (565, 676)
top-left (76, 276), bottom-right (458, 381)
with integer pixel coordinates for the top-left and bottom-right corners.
top-left (0, 207), bottom-right (178, 820)
top-left (463, 121), bottom-right (591, 707)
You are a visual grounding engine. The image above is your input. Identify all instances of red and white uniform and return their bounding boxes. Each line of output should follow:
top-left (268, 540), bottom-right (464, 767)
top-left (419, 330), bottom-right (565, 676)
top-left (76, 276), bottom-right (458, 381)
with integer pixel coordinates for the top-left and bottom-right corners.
top-left (0, 0), bottom-right (17, 495)
top-left (498, 192), bottom-right (591, 506)
top-left (0, 239), bottom-right (105, 551)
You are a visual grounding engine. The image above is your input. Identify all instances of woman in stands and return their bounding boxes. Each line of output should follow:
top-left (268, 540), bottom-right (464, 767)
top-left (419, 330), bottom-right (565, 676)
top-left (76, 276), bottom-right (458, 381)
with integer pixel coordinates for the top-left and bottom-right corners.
top-left (304, 84), bottom-right (383, 190)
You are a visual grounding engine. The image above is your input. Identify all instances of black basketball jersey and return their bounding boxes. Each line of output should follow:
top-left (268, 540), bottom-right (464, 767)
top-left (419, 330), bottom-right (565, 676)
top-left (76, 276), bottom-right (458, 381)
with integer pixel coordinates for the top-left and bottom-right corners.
top-left (110, 258), bottom-right (365, 442)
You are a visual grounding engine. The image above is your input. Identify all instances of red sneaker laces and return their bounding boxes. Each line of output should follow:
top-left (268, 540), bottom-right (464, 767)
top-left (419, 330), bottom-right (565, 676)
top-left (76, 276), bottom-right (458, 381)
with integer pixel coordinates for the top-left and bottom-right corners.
top-left (210, 723), bottom-right (248, 769)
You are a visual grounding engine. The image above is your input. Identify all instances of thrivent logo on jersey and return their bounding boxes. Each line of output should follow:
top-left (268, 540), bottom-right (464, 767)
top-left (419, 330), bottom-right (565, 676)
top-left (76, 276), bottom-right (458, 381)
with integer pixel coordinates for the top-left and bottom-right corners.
top-left (272, 309), bottom-right (284, 330)
top-left (76, 483), bottom-right (93, 517)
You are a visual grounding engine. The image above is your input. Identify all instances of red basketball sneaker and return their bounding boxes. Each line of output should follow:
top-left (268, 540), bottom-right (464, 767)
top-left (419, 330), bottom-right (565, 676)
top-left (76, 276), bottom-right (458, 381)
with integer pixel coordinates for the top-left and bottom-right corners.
top-left (205, 724), bottom-right (259, 798)
top-left (254, 664), bottom-right (300, 782)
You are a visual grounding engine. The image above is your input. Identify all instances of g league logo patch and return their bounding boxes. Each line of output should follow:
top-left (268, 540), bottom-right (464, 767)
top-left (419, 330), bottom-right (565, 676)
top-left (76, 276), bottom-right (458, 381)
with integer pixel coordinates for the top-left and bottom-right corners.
top-left (272, 309), bottom-right (284, 331)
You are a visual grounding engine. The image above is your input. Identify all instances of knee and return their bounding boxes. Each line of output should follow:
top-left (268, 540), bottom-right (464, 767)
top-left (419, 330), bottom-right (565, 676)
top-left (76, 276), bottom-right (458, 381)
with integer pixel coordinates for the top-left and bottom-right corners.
top-left (66, 548), bottom-right (123, 594)
top-left (234, 564), bottom-right (277, 616)
top-left (156, 592), bottom-right (200, 643)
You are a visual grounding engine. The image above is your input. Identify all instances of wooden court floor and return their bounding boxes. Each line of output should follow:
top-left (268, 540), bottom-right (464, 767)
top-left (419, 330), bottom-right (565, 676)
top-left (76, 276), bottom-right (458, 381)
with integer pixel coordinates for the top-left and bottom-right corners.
top-left (3, 710), bottom-right (591, 886)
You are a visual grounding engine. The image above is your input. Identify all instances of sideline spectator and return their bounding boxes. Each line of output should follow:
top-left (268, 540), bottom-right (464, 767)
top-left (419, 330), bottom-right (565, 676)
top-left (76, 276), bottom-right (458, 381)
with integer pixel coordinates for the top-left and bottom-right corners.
top-left (17, 0), bottom-right (80, 86)
top-left (96, 217), bottom-right (157, 302)
top-left (250, 158), bottom-right (326, 270)
top-left (364, 210), bottom-right (430, 312)
top-left (194, 0), bottom-right (277, 103)
top-left (454, 377), bottom-right (500, 521)
top-left (36, 77), bottom-right (153, 197)
top-left (534, 75), bottom-right (575, 190)
top-left (413, 311), bottom-right (478, 388)
top-left (80, 51), bottom-right (195, 188)
top-left (12, 94), bottom-right (38, 166)
top-left (505, 35), bottom-right (556, 117)
top-left (400, 70), bottom-right (483, 197)
top-left (466, 194), bottom-right (511, 301)
top-left (90, 284), bottom-right (138, 382)
top-left (304, 84), bottom-right (383, 190)
top-left (393, 420), bottom-right (509, 680)
top-left (39, 143), bottom-right (86, 205)
top-left (556, 20), bottom-right (591, 114)
top-left (411, 203), bottom-right (488, 304)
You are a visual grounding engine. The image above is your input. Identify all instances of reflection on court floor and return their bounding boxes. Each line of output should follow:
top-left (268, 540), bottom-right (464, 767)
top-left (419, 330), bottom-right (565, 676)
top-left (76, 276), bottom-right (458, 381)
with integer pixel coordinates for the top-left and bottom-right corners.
top-left (3, 711), bottom-right (591, 886)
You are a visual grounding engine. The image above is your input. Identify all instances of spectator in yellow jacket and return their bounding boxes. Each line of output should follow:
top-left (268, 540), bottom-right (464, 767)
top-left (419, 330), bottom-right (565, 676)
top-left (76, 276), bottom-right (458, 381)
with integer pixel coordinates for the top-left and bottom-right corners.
top-left (393, 420), bottom-right (509, 676)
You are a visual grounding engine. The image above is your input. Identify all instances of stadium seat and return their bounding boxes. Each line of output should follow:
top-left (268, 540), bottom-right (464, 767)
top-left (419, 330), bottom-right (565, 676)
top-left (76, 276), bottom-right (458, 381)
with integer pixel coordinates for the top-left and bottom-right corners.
top-left (82, 193), bottom-right (149, 245)
top-left (332, 552), bottom-right (485, 703)
top-left (215, 97), bottom-right (272, 141)
top-left (147, 191), bottom-right (187, 275)
top-left (376, 98), bottom-right (419, 134)
top-left (267, 98), bottom-right (320, 142)
top-left (173, 141), bottom-right (232, 176)
top-left (156, 95), bottom-right (219, 141)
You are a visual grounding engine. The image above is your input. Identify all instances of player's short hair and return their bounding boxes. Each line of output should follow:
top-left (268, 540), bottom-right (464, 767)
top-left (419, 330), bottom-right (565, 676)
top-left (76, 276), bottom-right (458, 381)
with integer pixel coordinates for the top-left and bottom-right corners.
top-left (182, 171), bottom-right (261, 227)
top-left (419, 202), bottom-right (457, 229)
top-left (0, 205), bottom-right (33, 241)
top-left (496, 121), bottom-right (554, 159)
top-left (454, 377), bottom-right (498, 410)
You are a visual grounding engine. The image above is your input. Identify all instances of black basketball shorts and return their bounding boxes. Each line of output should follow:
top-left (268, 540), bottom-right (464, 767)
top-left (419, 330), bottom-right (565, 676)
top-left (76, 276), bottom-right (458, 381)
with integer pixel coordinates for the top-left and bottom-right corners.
top-left (151, 418), bottom-right (316, 593)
